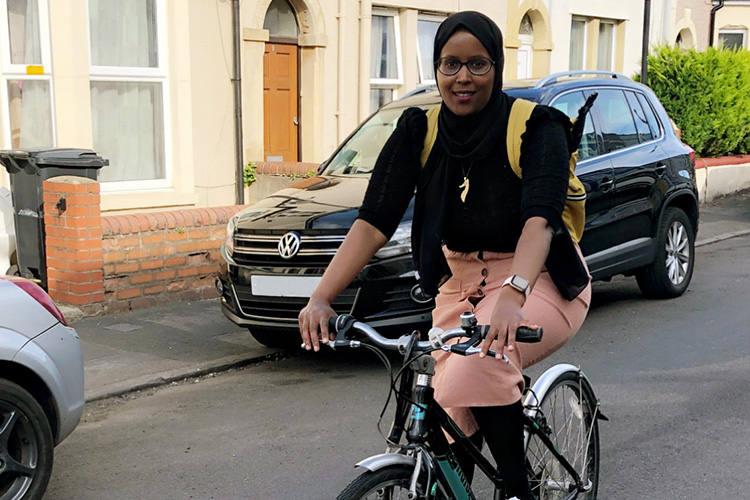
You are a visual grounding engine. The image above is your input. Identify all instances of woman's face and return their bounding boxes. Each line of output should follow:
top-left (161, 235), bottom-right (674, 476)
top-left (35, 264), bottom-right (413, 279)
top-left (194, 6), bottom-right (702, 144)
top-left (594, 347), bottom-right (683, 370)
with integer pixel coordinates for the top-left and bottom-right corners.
top-left (437, 30), bottom-right (496, 116)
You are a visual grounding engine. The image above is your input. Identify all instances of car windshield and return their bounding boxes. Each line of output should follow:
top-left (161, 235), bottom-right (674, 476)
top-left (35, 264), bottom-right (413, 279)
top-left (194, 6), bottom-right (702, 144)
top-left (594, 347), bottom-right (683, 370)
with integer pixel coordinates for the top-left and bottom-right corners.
top-left (321, 107), bottom-right (406, 176)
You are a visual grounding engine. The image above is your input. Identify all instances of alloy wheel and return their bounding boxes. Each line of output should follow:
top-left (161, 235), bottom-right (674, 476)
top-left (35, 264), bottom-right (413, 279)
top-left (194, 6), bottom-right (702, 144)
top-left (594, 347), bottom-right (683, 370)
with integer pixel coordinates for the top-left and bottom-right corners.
top-left (665, 220), bottom-right (690, 286)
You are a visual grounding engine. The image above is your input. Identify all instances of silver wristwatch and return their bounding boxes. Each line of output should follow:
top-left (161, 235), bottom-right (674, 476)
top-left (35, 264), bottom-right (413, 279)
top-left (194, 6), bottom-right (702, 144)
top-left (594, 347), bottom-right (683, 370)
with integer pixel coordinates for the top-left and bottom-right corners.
top-left (501, 274), bottom-right (530, 298)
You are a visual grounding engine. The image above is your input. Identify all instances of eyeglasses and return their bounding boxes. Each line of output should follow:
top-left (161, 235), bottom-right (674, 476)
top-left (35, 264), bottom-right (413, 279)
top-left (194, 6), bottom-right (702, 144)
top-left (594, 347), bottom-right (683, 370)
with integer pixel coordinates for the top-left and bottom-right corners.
top-left (435, 56), bottom-right (495, 76)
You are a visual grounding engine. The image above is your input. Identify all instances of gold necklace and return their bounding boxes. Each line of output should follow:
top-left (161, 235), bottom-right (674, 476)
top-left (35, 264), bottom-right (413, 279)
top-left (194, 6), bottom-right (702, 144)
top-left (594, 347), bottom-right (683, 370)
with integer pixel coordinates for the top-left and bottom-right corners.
top-left (459, 162), bottom-right (474, 203)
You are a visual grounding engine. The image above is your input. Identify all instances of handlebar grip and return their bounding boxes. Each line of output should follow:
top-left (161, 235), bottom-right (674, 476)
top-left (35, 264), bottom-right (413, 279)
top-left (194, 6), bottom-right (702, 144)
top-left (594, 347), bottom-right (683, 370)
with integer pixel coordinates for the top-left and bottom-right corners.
top-left (328, 314), bottom-right (356, 334)
top-left (516, 326), bottom-right (543, 343)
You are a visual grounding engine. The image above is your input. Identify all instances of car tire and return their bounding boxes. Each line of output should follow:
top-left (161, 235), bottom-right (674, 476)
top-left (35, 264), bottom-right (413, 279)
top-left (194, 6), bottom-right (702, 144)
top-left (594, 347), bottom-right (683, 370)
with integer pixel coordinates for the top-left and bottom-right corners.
top-left (636, 207), bottom-right (695, 299)
top-left (0, 378), bottom-right (54, 500)
top-left (249, 329), bottom-right (301, 350)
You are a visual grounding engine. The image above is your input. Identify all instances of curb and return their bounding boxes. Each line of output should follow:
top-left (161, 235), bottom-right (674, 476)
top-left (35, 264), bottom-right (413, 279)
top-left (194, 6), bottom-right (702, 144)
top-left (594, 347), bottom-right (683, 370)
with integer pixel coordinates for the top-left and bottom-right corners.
top-left (85, 350), bottom-right (292, 403)
top-left (695, 229), bottom-right (750, 248)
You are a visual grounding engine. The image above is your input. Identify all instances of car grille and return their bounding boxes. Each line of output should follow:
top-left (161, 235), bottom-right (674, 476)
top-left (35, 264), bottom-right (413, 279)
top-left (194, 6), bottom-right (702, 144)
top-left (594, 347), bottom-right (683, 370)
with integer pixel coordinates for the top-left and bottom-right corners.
top-left (231, 284), bottom-right (358, 322)
top-left (232, 230), bottom-right (346, 267)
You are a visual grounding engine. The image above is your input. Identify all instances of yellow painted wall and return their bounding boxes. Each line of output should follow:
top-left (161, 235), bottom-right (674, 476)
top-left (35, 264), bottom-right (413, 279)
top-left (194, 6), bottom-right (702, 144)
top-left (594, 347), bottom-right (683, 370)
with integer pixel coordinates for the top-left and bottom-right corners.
top-left (3, 0), bottom-right (697, 213)
top-left (714, 5), bottom-right (750, 49)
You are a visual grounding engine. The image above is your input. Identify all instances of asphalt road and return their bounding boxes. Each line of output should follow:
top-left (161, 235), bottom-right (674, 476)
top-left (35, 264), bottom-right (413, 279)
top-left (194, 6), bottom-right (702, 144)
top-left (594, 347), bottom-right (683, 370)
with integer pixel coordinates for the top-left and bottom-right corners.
top-left (46, 235), bottom-right (750, 500)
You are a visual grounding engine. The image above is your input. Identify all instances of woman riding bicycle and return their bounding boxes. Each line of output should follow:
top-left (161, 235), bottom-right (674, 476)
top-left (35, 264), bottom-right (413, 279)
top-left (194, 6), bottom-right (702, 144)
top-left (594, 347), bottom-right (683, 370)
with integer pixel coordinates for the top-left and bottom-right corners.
top-left (299, 11), bottom-right (591, 500)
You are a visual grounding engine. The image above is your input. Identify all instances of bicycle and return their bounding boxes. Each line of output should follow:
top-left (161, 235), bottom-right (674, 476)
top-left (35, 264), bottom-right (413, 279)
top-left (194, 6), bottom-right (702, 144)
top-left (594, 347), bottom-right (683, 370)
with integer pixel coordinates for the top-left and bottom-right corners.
top-left (320, 312), bottom-right (605, 500)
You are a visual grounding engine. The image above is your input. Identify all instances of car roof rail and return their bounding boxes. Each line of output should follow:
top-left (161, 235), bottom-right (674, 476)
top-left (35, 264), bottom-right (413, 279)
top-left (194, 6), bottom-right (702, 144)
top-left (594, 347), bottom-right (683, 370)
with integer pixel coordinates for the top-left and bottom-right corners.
top-left (535, 70), bottom-right (631, 89)
top-left (399, 84), bottom-right (437, 100)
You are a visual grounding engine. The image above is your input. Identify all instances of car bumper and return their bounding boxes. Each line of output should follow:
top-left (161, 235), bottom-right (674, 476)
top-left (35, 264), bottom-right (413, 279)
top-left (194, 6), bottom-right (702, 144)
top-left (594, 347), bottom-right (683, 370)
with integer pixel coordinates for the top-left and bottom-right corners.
top-left (218, 254), bottom-right (434, 336)
top-left (16, 323), bottom-right (85, 444)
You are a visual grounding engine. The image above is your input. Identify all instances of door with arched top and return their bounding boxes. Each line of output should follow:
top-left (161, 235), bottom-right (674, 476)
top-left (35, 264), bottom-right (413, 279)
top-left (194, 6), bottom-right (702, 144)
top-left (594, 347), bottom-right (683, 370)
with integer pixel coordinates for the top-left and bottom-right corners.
top-left (517, 14), bottom-right (534, 79)
top-left (263, 0), bottom-right (299, 162)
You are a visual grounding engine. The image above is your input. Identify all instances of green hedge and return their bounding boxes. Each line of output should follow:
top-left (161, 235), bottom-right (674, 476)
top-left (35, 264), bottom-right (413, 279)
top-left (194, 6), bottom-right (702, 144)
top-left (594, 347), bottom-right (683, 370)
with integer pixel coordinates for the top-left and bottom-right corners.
top-left (641, 45), bottom-right (750, 158)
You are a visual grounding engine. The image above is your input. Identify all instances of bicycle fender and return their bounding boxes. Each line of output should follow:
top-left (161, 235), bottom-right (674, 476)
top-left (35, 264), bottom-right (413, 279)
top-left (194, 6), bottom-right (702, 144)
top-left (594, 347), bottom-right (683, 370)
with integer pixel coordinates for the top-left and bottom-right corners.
top-left (523, 362), bottom-right (608, 420)
top-left (355, 452), bottom-right (417, 472)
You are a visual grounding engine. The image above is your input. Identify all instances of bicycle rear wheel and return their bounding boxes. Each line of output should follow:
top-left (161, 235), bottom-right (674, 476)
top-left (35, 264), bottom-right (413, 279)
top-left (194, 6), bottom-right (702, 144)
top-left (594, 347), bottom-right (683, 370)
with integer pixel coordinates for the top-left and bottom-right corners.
top-left (524, 371), bottom-right (600, 500)
top-left (336, 465), bottom-right (422, 500)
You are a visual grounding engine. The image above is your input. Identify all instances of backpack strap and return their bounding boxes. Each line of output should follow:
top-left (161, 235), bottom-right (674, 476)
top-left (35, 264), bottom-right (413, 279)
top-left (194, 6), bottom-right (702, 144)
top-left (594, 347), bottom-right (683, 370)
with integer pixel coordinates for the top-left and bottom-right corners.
top-left (506, 98), bottom-right (537, 178)
top-left (420, 105), bottom-right (441, 168)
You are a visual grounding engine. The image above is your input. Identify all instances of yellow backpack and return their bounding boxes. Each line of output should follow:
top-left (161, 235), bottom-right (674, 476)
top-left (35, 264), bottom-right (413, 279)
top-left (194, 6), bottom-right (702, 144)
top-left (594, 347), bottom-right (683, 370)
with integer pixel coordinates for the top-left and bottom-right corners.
top-left (420, 99), bottom-right (587, 242)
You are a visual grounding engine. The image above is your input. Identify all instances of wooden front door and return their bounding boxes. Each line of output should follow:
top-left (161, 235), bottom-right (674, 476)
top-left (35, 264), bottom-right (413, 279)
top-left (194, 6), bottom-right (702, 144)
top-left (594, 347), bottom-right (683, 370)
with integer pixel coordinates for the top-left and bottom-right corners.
top-left (263, 43), bottom-right (298, 162)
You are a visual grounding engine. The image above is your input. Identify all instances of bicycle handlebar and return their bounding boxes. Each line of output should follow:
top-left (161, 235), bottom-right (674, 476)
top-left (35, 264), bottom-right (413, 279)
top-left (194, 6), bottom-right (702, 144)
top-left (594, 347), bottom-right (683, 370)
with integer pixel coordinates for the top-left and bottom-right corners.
top-left (322, 313), bottom-right (543, 359)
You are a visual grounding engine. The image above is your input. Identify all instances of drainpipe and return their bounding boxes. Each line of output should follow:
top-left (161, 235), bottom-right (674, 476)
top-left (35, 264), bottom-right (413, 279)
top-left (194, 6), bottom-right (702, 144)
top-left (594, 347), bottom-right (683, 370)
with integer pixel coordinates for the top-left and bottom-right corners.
top-left (232, 0), bottom-right (245, 205)
top-left (709, 0), bottom-right (725, 47)
top-left (641, 0), bottom-right (652, 86)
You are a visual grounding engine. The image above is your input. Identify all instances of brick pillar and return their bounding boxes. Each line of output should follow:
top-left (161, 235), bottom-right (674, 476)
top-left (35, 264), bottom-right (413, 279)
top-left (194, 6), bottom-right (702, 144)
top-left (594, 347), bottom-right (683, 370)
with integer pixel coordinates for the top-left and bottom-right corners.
top-left (43, 175), bottom-right (104, 308)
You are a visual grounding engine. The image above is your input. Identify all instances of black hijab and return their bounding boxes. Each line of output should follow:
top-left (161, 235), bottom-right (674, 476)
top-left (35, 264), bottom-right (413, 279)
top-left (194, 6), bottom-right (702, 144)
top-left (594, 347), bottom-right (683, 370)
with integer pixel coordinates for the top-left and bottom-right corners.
top-left (412, 12), bottom-right (511, 296)
top-left (433, 11), bottom-right (507, 160)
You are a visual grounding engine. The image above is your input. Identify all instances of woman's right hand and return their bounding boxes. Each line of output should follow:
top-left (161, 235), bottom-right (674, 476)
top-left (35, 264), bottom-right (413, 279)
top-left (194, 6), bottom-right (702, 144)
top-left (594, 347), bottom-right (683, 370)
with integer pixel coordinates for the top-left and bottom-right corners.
top-left (299, 296), bottom-right (337, 352)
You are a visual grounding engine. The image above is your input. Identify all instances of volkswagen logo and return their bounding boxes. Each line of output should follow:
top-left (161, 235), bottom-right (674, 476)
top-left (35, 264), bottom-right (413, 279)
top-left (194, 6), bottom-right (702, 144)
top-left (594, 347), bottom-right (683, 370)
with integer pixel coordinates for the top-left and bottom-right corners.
top-left (278, 232), bottom-right (301, 259)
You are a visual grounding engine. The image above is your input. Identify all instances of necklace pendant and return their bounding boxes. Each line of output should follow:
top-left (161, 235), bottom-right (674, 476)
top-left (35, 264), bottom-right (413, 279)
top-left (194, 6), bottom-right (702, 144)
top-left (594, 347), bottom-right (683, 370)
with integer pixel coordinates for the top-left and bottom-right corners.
top-left (459, 177), bottom-right (470, 203)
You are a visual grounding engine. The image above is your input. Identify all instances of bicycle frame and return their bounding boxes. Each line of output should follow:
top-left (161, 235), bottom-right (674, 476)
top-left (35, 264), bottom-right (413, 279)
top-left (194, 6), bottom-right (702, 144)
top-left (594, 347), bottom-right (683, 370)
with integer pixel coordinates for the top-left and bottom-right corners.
top-left (371, 354), bottom-right (589, 500)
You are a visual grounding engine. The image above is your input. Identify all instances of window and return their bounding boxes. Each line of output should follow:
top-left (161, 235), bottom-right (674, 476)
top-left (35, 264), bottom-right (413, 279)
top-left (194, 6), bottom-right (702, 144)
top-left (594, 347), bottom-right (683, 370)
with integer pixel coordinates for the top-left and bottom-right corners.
top-left (551, 90), bottom-right (598, 161)
top-left (264, 0), bottom-right (297, 39)
top-left (569, 18), bottom-right (586, 71)
top-left (370, 10), bottom-right (402, 113)
top-left (625, 91), bottom-right (654, 143)
top-left (718, 30), bottom-right (746, 50)
top-left (88, 0), bottom-right (169, 188)
top-left (0, 0), bottom-right (54, 149)
top-left (417, 15), bottom-right (442, 85)
top-left (635, 93), bottom-right (662, 139)
top-left (597, 21), bottom-right (615, 71)
top-left (595, 89), bottom-right (639, 152)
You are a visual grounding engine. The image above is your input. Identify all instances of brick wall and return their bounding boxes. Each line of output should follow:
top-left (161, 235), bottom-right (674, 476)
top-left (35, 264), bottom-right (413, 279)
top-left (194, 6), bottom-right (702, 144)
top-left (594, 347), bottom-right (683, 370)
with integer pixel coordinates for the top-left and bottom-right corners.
top-left (40, 164), bottom-right (317, 316)
top-left (101, 206), bottom-right (243, 313)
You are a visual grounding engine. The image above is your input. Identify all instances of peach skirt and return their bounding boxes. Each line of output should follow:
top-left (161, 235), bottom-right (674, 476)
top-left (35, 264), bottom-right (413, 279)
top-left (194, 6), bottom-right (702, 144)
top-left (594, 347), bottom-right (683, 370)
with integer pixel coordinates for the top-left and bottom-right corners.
top-left (431, 247), bottom-right (591, 437)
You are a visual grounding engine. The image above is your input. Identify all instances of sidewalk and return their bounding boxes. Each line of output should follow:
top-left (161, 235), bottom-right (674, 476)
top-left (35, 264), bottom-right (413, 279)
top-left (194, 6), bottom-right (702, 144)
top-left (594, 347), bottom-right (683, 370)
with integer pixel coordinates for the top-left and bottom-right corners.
top-left (71, 190), bottom-right (750, 402)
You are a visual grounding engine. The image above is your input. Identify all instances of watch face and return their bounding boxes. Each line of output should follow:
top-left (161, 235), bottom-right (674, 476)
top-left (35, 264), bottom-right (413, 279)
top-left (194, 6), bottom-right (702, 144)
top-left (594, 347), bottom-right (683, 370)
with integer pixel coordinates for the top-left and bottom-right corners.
top-left (511, 275), bottom-right (529, 291)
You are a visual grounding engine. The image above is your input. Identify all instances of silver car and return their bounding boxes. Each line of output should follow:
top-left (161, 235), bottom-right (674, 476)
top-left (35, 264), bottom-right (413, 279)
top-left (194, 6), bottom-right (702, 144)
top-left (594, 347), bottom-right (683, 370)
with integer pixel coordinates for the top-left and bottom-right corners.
top-left (0, 275), bottom-right (84, 500)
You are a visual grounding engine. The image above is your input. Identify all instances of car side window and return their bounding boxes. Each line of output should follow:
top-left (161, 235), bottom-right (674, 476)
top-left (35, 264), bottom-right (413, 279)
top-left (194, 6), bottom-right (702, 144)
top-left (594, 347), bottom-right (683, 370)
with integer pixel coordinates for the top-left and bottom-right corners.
top-left (635, 92), bottom-right (662, 140)
top-left (550, 91), bottom-right (598, 161)
top-left (625, 91), bottom-right (653, 143)
top-left (593, 89), bottom-right (640, 153)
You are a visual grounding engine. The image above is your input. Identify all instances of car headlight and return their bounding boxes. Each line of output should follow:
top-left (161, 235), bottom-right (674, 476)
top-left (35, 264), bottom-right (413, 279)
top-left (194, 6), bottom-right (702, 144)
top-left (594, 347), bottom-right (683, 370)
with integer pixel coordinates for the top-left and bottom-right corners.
top-left (225, 216), bottom-right (237, 255)
top-left (375, 220), bottom-right (412, 259)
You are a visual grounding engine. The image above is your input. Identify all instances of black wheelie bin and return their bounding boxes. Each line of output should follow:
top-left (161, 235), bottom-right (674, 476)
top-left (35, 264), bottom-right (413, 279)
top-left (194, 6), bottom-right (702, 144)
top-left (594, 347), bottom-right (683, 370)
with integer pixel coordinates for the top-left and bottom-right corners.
top-left (0, 148), bottom-right (107, 289)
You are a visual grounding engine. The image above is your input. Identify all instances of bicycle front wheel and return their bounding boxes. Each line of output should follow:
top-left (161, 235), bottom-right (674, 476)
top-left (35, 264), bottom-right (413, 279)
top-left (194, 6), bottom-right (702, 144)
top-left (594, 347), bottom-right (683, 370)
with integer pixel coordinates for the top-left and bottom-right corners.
top-left (336, 465), bottom-right (422, 500)
top-left (525, 370), bottom-right (600, 500)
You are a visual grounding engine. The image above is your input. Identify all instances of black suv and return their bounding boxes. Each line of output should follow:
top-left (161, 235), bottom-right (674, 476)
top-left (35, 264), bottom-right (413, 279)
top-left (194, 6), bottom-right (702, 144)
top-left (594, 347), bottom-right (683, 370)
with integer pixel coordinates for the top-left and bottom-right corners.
top-left (218, 71), bottom-right (699, 348)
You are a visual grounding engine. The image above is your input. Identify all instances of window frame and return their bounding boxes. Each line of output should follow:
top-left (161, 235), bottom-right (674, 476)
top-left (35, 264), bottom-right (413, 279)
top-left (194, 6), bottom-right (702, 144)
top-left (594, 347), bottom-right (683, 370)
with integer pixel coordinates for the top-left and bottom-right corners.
top-left (416, 13), bottom-right (444, 86)
top-left (0, 0), bottom-right (56, 149)
top-left (596, 19), bottom-right (616, 71)
top-left (718, 29), bottom-right (747, 50)
top-left (87, 0), bottom-right (172, 192)
top-left (369, 8), bottom-right (403, 114)
top-left (569, 16), bottom-right (588, 71)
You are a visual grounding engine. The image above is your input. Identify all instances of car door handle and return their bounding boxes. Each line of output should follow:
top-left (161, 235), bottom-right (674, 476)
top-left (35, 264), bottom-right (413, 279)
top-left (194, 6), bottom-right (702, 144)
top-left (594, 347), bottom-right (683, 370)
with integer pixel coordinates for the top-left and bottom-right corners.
top-left (655, 163), bottom-right (666, 176)
top-left (600, 177), bottom-right (614, 192)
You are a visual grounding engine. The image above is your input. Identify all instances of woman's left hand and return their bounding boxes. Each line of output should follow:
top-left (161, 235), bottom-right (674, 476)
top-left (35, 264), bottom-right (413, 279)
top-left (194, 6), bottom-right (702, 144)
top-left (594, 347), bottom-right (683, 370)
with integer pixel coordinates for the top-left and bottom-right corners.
top-left (480, 286), bottom-right (539, 359)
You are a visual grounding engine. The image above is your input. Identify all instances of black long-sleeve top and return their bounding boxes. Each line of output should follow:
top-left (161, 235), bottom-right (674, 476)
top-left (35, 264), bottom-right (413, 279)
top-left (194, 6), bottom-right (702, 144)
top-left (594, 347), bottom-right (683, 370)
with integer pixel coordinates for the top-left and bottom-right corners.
top-left (357, 103), bottom-right (572, 254)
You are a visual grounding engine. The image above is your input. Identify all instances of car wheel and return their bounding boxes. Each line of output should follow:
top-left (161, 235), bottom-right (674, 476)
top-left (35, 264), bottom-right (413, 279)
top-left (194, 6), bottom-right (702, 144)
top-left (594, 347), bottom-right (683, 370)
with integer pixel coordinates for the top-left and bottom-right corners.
top-left (0, 379), bottom-right (54, 500)
top-left (636, 207), bottom-right (695, 298)
top-left (250, 329), bottom-right (301, 350)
